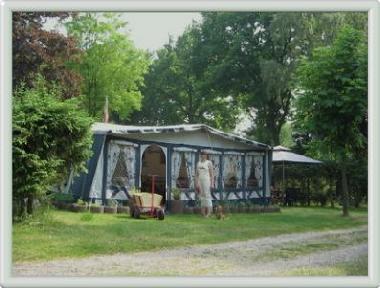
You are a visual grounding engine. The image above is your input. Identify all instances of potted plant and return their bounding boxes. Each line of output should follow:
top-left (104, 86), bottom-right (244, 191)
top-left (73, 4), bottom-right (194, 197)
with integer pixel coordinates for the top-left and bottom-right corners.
top-left (104, 199), bottom-right (118, 214)
top-left (170, 187), bottom-right (183, 214)
top-left (90, 202), bottom-right (104, 213)
top-left (117, 202), bottom-right (130, 214)
top-left (251, 204), bottom-right (262, 213)
top-left (71, 199), bottom-right (87, 212)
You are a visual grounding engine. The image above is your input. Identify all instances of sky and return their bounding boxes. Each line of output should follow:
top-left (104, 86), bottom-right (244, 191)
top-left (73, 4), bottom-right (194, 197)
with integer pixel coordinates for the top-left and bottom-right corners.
top-left (121, 13), bottom-right (202, 52)
top-left (45, 12), bottom-right (202, 52)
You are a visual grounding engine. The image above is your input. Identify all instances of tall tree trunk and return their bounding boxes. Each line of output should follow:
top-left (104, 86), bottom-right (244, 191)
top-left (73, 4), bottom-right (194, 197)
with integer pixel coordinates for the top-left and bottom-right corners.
top-left (14, 197), bottom-right (27, 219)
top-left (354, 191), bottom-right (360, 208)
top-left (307, 177), bottom-right (311, 206)
top-left (188, 85), bottom-right (193, 123)
top-left (341, 164), bottom-right (349, 217)
top-left (301, 176), bottom-right (305, 206)
top-left (330, 175), bottom-right (335, 208)
top-left (27, 194), bottom-right (34, 215)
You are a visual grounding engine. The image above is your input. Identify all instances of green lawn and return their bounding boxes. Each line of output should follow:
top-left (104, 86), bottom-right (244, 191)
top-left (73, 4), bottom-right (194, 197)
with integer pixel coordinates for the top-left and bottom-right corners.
top-left (13, 206), bottom-right (367, 263)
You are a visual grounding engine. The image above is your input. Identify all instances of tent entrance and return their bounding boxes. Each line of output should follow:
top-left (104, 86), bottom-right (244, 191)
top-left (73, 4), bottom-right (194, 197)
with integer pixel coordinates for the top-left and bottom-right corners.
top-left (141, 145), bottom-right (166, 203)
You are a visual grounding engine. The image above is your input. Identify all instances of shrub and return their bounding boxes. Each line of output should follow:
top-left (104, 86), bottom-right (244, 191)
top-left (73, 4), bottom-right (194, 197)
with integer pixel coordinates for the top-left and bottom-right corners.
top-left (50, 192), bottom-right (74, 203)
top-left (13, 77), bottom-right (93, 221)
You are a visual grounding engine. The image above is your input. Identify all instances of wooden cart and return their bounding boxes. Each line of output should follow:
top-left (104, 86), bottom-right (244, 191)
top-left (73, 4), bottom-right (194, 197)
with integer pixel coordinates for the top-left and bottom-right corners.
top-left (130, 175), bottom-right (165, 220)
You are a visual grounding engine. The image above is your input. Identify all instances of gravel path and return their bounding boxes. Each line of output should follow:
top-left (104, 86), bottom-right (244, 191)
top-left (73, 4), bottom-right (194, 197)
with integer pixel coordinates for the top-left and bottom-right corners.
top-left (13, 226), bottom-right (367, 277)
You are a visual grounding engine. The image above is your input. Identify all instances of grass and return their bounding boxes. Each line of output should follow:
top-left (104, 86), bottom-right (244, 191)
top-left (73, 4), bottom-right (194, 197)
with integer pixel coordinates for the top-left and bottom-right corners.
top-left (280, 255), bottom-right (368, 276)
top-left (12, 206), bottom-right (367, 263)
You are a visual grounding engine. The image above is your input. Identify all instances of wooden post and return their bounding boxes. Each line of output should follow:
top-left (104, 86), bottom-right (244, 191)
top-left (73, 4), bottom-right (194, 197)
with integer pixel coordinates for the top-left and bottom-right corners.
top-left (307, 175), bottom-right (311, 207)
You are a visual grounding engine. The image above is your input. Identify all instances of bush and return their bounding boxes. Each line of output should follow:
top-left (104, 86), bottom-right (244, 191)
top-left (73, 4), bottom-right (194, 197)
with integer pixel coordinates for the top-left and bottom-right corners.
top-left (13, 77), bottom-right (93, 221)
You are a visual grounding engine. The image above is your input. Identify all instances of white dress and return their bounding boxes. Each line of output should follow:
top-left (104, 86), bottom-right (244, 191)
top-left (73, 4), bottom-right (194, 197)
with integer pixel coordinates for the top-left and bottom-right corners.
top-left (197, 160), bottom-right (212, 207)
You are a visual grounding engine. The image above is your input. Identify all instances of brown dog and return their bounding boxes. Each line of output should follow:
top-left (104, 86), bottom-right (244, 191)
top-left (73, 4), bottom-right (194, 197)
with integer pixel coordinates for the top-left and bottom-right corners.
top-left (215, 205), bottom-right (225, 220)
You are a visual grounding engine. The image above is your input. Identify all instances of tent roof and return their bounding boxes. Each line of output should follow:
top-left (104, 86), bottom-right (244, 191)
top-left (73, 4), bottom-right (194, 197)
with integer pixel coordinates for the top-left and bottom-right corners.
top-left (92, 122), bottom-right (271, 150)
top-left (273, 145), bottom-right (291, 152)
top-left (272, 146), bottom-right (322, 164)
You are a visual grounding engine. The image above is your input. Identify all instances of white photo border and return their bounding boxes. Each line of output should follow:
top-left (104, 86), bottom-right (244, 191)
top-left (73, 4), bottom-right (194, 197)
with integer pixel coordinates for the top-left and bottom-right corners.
top-left (1, 0), bottom-right (379, 287)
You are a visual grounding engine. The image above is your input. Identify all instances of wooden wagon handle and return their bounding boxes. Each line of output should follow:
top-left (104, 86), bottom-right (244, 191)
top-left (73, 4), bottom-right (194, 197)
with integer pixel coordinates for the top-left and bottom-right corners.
top-left (151, 175), bottom-right (156, 216)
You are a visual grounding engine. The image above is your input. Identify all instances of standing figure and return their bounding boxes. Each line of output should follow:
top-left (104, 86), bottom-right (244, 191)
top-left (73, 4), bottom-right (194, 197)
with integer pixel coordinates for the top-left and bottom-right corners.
top-left (195, 151), bottom-right (214, 217)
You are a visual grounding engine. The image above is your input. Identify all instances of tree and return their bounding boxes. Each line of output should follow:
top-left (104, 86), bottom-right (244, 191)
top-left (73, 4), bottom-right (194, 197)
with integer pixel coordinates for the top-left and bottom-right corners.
top-left (12, 12), bottom-right (82, 99)
top-left (130, 25), bottom-right (241, 130)
top-left (196, 12), bottom-right (310, 145)
top-left (65, 13), bottom-right (150, 121)
top-left (129, 41), bottom-right (187, 125)
top-left (294, 26), bottom-right (367, 216)
top-left (279, 122), bottom-right (295, 148)
top-left (13, 77), bottom-right (93, 220)
top-left (194, 12), bottom-right (367, 145)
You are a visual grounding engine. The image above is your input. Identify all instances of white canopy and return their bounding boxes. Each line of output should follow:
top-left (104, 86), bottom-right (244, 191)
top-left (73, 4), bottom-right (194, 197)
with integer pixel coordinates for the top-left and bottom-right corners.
top-left (272, 146), bottom-right (322, 164)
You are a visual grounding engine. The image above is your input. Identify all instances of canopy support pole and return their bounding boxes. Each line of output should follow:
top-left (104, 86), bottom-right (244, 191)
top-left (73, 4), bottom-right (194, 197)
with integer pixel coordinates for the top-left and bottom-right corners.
top-left (282, 160), bottom-right (285, 193)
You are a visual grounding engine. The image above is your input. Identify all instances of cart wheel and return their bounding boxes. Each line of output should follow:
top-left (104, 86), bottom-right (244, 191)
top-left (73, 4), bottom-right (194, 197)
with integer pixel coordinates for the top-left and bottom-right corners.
top-left (133, 207), bottom-right (141, 219)
top-left (157, 208), bottom-right (165, 220)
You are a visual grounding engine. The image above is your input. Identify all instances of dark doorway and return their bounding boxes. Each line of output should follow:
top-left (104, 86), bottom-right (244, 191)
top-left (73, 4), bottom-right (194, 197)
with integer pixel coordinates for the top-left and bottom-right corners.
top-left (141, 145), bottom-right (166, 203)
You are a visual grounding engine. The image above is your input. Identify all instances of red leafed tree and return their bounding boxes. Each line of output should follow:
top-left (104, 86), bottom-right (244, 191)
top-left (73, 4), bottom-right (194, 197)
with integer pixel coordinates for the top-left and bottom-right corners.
top-left (13, 12), bottom-right (82, 99)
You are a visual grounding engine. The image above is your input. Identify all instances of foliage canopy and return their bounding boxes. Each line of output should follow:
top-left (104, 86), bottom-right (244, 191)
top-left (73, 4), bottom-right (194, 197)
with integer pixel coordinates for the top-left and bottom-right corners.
top-left (294, 26), bottom-right (367, 216)
top-left (66, 13), bottom-right (150, 121)
top-left (12, 12), bottom-right (82, 99)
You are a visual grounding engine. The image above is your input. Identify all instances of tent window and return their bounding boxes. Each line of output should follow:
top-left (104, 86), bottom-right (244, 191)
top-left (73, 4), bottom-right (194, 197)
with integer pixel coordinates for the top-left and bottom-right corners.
top-left (106, 141), bottom-right (136, 200)
top-left (245, 155), bottom-right (263, 189)
top-left (112, 151), bottom-right (129, 187)
top-left (208, 154), bottom-right (221, 189)
top-left (223, 154), bottom-right (242, 189)
top-left (171, 150), bottom-right (196, 190)
top-left (176, 153), bottom-right (190, 188)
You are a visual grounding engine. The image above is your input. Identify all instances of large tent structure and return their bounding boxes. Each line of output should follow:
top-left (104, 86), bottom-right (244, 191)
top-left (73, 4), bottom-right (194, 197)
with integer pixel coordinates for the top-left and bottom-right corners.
top-left (272, 145), bottom-right (322, 196)
top-left (68, 123), bottom-right (272, 211)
